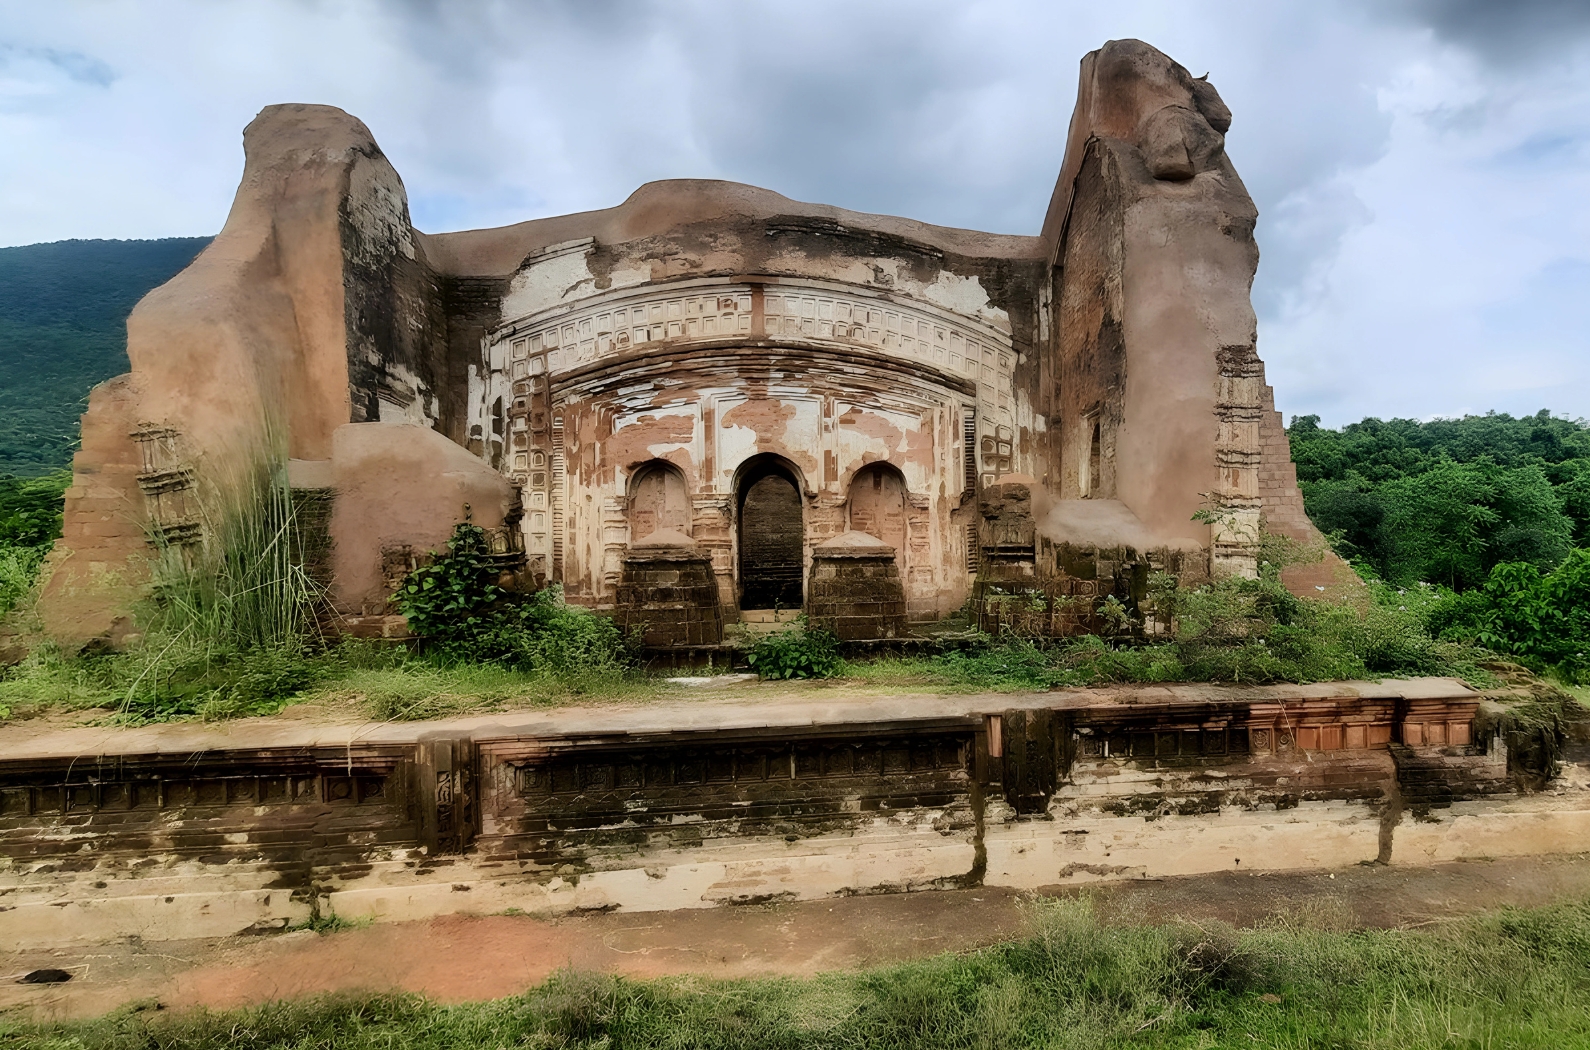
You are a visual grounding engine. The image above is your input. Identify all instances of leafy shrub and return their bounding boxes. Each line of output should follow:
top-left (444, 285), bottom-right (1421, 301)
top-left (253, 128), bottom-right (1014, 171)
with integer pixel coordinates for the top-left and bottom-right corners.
top-left (394, 522), bottom-right (632, 683)
top-left (1427, 549), bottom-right (1590, 682)
top-left (391, 522), bottom-right (503, 648)
top-left (746, 620), bottom-right (842, 679)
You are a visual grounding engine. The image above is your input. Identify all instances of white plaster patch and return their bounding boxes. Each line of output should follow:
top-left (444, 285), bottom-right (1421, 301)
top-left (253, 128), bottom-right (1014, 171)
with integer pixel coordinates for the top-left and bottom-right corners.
top-left (607, 263), bottom-right (653, 293)
top-left (502, 241), bottom-right (599, 320)
top-left (923, 271), bottom-right (1011, 333)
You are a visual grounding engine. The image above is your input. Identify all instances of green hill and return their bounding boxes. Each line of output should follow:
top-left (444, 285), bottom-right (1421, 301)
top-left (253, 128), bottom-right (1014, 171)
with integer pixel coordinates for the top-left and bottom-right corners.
top-left (0, 237), bottom-right (211, 476)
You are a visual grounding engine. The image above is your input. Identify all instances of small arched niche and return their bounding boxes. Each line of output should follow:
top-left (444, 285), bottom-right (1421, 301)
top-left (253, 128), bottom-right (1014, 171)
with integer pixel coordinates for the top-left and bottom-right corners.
top-left (627, 460), bottom-right (691, 543)
top-left (847, 462), bottom-right (907, 568)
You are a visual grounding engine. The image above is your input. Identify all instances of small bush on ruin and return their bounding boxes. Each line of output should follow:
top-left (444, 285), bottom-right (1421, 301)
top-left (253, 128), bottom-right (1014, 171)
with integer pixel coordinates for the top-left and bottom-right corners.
top-left (746, 619), bottom-right (842, 679)
top-left (393, 522), bottom-right (634, 685)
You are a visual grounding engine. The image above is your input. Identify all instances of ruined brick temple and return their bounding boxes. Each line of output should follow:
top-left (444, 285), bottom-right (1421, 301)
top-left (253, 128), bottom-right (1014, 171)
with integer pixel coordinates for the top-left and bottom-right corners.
top-left (39, 38), bottom-right (1335, 648)
top-left (7, 41), bottom-right (1586, 946)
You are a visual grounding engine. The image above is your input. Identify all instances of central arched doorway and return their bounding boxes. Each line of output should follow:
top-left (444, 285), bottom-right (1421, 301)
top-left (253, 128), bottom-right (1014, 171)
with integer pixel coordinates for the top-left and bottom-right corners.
top-left (737, 455), bottom-right (804, 610)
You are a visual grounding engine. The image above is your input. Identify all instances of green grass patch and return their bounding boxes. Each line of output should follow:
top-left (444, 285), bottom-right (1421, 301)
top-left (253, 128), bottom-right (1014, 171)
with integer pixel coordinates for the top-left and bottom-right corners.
top-left (307, 642), bottom-right (662, 722)
top-left (0, 639), bottom-right (665, 725)
top-left (11, 896), bottom-right (1590, 1048)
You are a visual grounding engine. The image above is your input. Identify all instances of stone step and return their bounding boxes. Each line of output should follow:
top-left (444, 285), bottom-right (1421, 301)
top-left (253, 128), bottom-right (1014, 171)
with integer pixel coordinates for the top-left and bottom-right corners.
top-left (739, 609), bottom-right (801, 624)
top-left (737, 609), bottom-right (802, 635)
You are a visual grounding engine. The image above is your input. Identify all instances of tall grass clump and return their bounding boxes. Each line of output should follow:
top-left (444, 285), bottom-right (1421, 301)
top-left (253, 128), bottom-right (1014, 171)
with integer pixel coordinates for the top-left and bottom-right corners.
top-left (1, 449), bottom-right (328, 723)
top-left (108, 449), bottom-right (327, 722)
top-left (150, 458), bottom-right (318, 652)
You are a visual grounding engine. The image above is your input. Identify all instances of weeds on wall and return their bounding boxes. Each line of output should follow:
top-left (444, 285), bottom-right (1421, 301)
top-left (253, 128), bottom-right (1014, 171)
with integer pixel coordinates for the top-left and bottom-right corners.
top-left (20, 895), bottom-right (1590, 1049)
top-left (393, 522), bottom-right (634, 689)
top-left (745, 618), bottom-right (843, 679)
top-left (920, 555), bottom-right (1495, 692)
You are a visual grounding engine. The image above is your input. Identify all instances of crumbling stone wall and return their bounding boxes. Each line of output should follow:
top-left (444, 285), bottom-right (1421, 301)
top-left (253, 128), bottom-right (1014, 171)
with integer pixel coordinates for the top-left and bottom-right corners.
top-left (8, 679), bottom-right (1576, 946)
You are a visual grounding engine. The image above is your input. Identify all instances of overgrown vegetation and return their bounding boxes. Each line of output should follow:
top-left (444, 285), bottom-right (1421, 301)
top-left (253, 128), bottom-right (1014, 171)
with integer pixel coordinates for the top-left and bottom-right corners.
top-left (393, 522), bottom-right (635, 688)
top-left (0, 470), bottom-right (70, 619)
top-left (907, 563), bottom-right (1490, 693)
top-left (7, 411), bottom-right (1590, 719)
top-left (745, 618), bottom-right (843, 679)
top-left (14, 895), bottom-right (1590, 1049)
top-left (0, 454), bottom-right (328, 722)
top-left (0, 238), bottom-right (210, 475)
top-left (1, 513), bottom-right (643, 723)
top-left (1290, 411), bottom-right (1590, 683)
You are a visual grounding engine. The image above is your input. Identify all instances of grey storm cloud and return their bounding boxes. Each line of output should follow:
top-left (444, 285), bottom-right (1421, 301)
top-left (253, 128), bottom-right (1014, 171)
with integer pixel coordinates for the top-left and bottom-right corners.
top-left (0, 0), bottom-right (1586, 427)
top-left (1398, 0), bottom-right (1590, 63)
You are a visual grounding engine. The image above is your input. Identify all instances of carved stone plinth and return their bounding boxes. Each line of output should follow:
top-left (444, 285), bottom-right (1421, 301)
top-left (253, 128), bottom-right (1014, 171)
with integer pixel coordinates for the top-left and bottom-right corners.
top-left (806, 531), bottom-right (907, 641)
top-left (614, 530), bottom-right (723, 648)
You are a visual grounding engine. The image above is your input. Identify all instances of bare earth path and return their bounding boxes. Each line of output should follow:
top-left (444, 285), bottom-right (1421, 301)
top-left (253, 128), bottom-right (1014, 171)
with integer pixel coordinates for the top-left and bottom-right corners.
top-left (4, 853), bottom-right (1588, 1023)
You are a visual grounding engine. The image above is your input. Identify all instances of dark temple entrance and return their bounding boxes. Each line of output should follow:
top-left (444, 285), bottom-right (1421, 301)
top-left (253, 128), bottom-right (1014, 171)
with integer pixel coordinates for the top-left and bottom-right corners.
top-left (737, 458), bottom-right (804, 610)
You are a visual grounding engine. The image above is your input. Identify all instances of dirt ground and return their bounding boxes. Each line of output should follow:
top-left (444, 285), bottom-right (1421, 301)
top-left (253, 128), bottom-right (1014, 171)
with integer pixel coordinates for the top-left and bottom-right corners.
top-left (4, 853), bottom-right (1588, 1023)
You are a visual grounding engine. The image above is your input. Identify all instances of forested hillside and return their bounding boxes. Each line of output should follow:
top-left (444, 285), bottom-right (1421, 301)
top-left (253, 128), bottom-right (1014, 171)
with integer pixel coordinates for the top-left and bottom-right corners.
top-left (1288, 412), bottom-right (1590, 589)
top-left (0, 237), bottom-right (211, 475)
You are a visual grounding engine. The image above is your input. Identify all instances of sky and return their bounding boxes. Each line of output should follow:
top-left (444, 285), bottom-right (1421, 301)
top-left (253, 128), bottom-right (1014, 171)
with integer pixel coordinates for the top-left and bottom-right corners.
top-left (2, 0), bottom-right (1588, 428)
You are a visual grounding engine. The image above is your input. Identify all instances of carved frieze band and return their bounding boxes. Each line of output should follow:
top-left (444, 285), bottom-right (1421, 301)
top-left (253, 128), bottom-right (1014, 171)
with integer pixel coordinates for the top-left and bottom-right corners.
top-left (492, 280), bottom-right (1017, 426)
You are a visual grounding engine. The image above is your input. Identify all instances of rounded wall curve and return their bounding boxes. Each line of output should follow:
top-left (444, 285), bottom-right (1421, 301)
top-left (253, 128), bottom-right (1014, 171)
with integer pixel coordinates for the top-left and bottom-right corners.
top-left (481, 275), bottom-right (987, 619)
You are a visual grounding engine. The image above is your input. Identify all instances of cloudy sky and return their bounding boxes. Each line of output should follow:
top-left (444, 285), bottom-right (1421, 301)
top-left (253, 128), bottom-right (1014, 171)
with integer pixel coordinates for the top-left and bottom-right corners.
top-left (3, 0), bottom-right (1588, 427)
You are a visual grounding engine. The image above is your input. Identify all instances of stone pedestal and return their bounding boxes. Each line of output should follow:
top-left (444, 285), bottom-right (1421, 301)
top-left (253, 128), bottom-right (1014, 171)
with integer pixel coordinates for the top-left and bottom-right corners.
top-left (806, 531), bottom-right (907, 641)
top-left (614, 530), bottom-right (723, 647)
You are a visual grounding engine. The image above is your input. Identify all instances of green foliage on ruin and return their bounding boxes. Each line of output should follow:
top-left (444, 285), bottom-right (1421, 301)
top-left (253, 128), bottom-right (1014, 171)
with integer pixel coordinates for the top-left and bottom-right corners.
top-left (393, 522), bottom-right (634, 686)
top-left (17, 895), bottom-right (1590, 1049)
top-left (0, 238), bottom-right (211, 476)
top-left (745, 618), bottom-right (843, 679)
top-left (921, 563), bottom-right (1489, 693)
